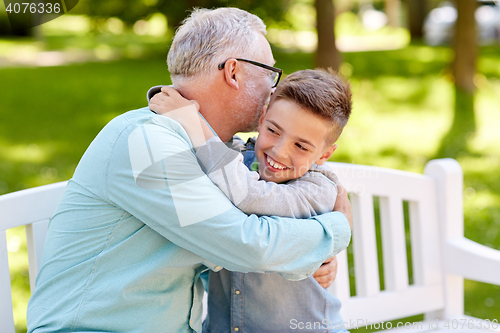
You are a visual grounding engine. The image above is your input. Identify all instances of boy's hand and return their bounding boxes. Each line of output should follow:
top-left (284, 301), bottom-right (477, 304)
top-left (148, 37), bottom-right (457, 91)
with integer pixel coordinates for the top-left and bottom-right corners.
top-left (334, 183), bottom-right (352, 229)
top-left (312, 256), bottom-right (337, 289)
top-left (149, 86), bottom-right (199, 114)
top-left (149, 86), bottom-right (213, 148)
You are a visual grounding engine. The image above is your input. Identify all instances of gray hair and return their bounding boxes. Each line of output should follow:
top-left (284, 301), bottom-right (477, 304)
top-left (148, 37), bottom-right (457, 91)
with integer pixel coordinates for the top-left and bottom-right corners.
top-left (167, 8), bottom-right (267, 84)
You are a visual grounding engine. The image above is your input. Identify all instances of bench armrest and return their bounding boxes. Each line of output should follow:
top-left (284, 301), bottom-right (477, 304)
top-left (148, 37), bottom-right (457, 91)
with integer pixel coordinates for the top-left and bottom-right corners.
top-left (445, 237), bottom-right (500, 286)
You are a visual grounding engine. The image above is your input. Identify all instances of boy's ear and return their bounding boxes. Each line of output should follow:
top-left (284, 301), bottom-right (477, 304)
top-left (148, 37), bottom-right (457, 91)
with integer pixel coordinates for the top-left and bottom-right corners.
top-left (222, 59), bottom-right (240, 90)
top-left (315, 144), bottom-right (337, 165)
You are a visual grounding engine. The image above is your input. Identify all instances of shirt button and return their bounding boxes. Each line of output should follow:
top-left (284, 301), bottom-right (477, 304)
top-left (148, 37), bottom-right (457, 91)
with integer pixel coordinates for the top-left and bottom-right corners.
top-left (215, 265), bottom-right (222, 270)
top-left (235, 290), bottom-right (240, 295)
top-left (234, 327), bottom-right (239, 332)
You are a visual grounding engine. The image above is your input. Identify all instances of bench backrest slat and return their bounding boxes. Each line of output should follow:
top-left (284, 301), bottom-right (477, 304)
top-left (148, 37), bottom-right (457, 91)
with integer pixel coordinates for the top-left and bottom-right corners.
top-left (0, 182), bottom-right (67, 231)
top-left (350, 192), bottom-right (381, 297)
top-left (327, 161), bottom-right (447, 324)
top-left (26, 219), bottom-right (50, 293)
top-left (0, 181), bottom-right (67, 333)
top-left (379, 196), bottom-right (409, 291)
top-left (0, 230), bottom-right (16, 333)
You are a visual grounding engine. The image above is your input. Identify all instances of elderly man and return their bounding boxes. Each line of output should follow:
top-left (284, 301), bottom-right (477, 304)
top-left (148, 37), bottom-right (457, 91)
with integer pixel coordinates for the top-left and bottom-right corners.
top-left (27, 7), bottom-right (351, 333)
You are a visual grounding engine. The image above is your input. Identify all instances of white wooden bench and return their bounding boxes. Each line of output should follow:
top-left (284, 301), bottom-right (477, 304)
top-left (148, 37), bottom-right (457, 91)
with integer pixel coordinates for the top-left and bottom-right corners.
top-left (328, 158), bottom-right (500, 332)
top-left (1, 158), bottom-right (499, 332)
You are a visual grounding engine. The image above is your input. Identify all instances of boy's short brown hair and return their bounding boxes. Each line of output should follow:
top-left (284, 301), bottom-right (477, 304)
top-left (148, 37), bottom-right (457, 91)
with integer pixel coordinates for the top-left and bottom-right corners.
top-left (269, 68), bottom-right (352, 145)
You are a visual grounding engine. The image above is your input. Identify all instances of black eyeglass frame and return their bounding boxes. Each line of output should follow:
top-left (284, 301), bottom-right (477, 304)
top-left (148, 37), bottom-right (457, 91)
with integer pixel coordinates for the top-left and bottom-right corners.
top-left (218, 58), bottom-right (283, 88)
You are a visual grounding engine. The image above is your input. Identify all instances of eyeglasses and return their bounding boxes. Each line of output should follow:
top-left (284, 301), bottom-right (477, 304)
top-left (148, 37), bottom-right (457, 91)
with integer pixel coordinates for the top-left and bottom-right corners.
top-left (218, 58), bottom-right (283, 88)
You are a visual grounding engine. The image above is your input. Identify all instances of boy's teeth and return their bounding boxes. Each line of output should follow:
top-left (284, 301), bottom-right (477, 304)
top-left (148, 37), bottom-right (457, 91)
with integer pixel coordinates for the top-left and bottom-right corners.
top-left (267, 156), bottom-right (286, 170)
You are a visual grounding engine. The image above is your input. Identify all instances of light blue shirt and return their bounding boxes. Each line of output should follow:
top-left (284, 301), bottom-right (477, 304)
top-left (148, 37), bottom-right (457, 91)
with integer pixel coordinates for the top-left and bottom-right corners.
top-left (27, 108), bottom-right (350, 333)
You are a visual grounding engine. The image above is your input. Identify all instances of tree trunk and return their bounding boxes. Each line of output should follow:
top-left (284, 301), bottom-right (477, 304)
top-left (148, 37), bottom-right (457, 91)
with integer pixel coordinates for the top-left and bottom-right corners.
top-left (453, 0), bottom-right (477, 94)
top-left (385, 0), bottom-right (400, 27)
top-left (436, 0), bottom-right (477, 158)
top-left (407, 0), bottom-right (427, 39)
top-left (315, 0), bottom-right (341, 71)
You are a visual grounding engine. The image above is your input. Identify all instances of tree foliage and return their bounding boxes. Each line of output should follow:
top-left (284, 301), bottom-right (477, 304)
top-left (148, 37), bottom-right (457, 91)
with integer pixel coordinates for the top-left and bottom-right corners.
top-left (75, 0), bottom-right (157, 26)
top-left (79, 0), bottom-right (291, 30)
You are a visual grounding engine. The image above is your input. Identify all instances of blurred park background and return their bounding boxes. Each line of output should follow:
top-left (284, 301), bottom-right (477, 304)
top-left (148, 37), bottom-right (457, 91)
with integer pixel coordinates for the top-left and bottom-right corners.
top-left (1, 0), bottom-right (500, 331)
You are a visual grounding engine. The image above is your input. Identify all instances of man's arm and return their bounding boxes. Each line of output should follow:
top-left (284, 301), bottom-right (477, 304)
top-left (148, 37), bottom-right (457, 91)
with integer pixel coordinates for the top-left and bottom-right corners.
top-left (149, 87), bottom-right (351, 285)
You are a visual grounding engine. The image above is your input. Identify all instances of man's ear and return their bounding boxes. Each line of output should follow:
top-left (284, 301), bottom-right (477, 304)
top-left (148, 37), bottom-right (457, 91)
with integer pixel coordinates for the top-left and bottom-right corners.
top-left (222, 59), bottom-right (240, 90)
top-left (315, 144), bottom-right (337, 165)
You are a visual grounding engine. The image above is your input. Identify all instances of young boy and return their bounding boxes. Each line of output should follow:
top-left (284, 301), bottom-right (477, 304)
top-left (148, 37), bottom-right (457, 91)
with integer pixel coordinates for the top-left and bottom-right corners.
top-left (150, 69), bottom-right (352, 332)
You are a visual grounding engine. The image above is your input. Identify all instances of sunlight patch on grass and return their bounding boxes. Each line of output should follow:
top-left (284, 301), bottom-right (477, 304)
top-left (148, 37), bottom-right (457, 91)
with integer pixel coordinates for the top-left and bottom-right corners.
top-left (0, 40), bottom-right (42, 56)
top-left (460, 155), bottom-right (500, 176)
top-left (42, 15), bottom-right (92, 36)
top-left (479, 58), bottom-right (500, 77)
top-left (469, 81), bottom-right (500, 155)
top-left (336, 31), bottom-right (409, 52)
top-left (400, 45), bottom-right (453, 63)
top-left (0, 142), bottom-right (52, 164)
top-left (467, 190), bottom-right (500, 212)
top-left (460, 154), bottom-right (500, 248)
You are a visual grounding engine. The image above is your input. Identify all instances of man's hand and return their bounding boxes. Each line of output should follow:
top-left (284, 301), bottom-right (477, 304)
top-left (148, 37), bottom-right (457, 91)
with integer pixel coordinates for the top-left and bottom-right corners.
top-left (149, 86), bottom-right (199, 114)
top-left (334, 183), bottom-right (352, 229)
top-left (312, 256), bottom-right (338, 289)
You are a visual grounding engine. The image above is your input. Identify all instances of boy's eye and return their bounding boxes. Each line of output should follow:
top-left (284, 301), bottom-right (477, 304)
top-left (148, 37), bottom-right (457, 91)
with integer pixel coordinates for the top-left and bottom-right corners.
top-left (268, 127), bottom-right (277, 134)
top-left (296, 143), bottom-right (308, 151)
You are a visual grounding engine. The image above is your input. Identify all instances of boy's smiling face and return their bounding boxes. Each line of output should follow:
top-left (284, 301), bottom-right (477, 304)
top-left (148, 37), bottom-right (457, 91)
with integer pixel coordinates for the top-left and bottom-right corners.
top-left (254, 98), bottom-right (337, 183)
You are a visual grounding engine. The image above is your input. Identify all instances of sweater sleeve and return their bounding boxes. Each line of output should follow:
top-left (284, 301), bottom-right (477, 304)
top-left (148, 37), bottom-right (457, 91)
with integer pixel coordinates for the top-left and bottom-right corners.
top-left (195, 136), bottom-right (338, 219)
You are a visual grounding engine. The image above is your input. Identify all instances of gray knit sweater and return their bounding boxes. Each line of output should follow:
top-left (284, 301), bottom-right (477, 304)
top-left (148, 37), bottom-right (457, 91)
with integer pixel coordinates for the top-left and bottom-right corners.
top-left (195, 136), bottom-right (338, 218)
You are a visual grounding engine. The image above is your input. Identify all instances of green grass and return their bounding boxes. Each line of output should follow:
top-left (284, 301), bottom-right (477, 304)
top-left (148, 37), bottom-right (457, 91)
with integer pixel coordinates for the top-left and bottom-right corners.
top-left (1, 43), bottom-right (500, 332)
top-left (0, 57), bottom-right (171, 193)
top-left (0, 57), bottom-right (173, 332)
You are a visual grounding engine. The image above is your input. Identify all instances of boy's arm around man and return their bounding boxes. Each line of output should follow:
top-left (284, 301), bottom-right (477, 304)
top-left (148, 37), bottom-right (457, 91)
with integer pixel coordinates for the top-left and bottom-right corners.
top-left (196, 136), bottom-right (342, 219)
